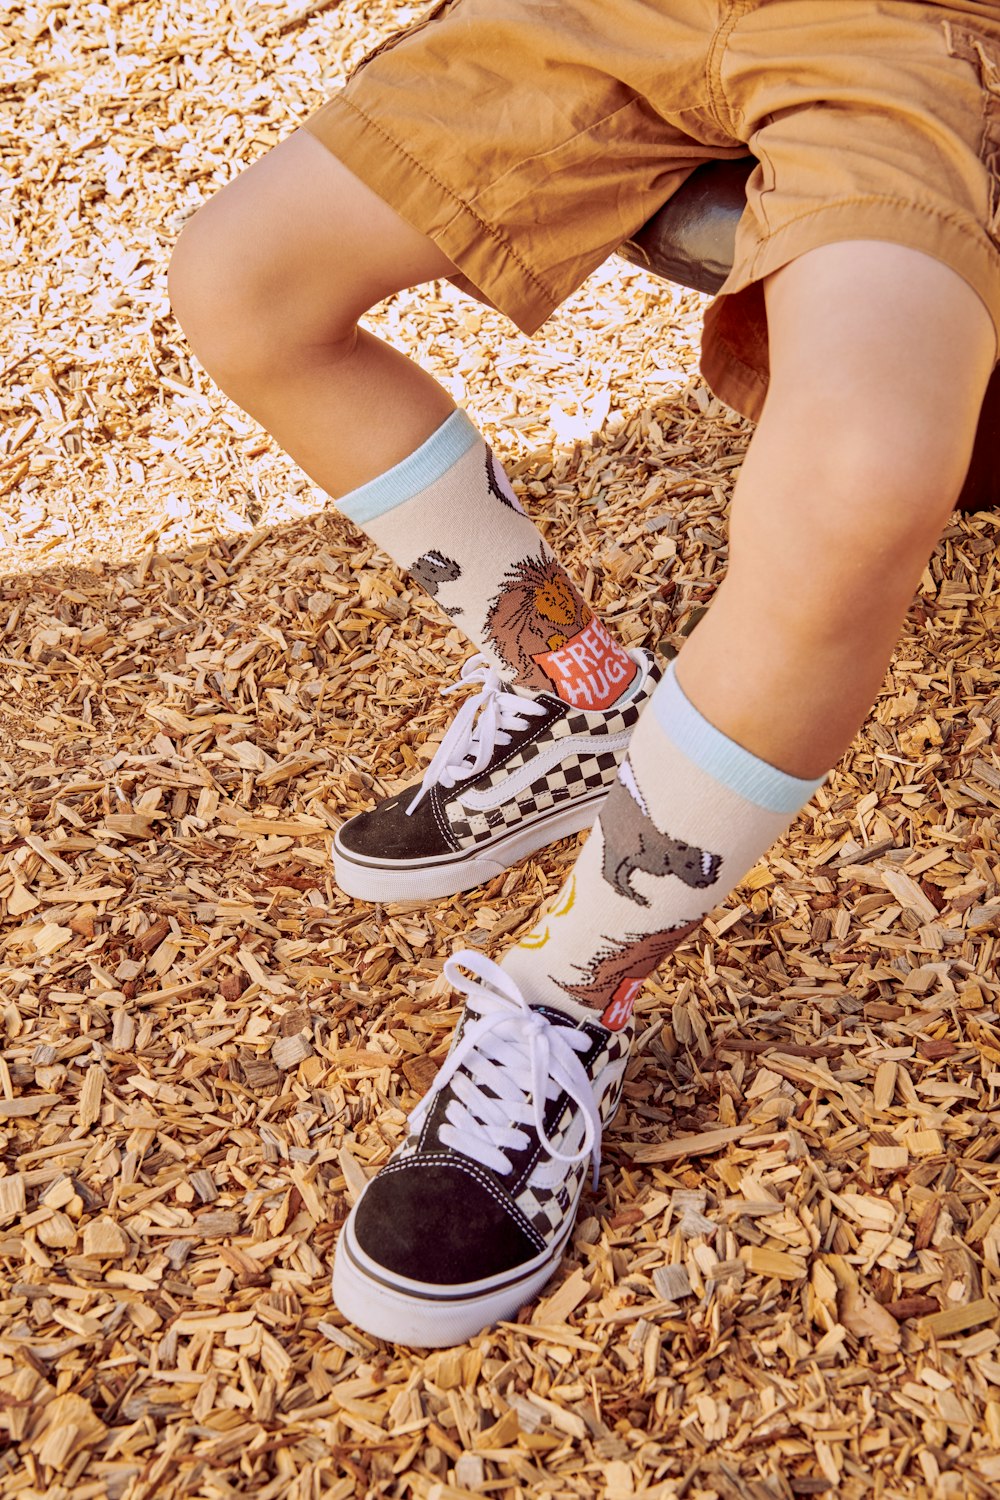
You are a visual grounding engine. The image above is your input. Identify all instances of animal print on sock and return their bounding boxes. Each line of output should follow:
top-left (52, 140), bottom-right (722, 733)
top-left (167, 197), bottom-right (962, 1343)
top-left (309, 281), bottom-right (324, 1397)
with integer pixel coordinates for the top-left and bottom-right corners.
top-left (410, 551), bottom-right (464, 616)
top-left (345, 411), bottom-right (635, 707)
top-left (485, 551), bottom-right (638, 710)
top-left (601, 758), bottom-right (722, 904)
top-left (501, 660), bottom-right (825, 1022)
top-left (485, 551), bottom-right (592, 682)
top-left (411, 550), bottom-right (462, 598)
top-left (556, 921), bottom-right (701, 1029)
top-left (485, 449), bottom-right (527, 513)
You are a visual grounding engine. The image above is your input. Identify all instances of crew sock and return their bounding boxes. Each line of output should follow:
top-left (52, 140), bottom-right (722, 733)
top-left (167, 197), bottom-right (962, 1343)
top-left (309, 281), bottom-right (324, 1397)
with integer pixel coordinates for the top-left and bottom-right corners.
top-left (337, 409), bottom-right (638, 711)
top-left (502, 661), bottom-right (826, 1028)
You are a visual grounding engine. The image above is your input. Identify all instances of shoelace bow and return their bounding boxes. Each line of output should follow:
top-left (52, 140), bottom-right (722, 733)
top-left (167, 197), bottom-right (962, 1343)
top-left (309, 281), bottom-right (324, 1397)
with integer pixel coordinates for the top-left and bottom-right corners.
top-left (429, 950), bottom-right (604, 1190)
top-left (406, 654), bottom-right (548, 816)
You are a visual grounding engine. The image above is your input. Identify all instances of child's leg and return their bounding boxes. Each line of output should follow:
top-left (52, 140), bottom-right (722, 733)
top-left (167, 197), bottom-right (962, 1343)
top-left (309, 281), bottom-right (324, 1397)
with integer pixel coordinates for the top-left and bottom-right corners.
top-left (504, 240), bottom-right (995, 1011)
top-left (167, 132), bottom-right (634, 698)
top-left (168, 130), bottom-right (457, 493)
top-left (336, 241), bottom-right (996, 1345)
top-left (168, 130), bottom-right (646, 903)
top-left (678, 239), bottom-right (997, 778)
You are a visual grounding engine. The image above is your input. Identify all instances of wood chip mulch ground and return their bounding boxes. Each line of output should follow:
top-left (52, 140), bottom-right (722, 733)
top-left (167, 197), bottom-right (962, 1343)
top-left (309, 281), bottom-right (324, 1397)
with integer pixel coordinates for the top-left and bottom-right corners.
top-left (4, 3), bottom-right (1000, 1498)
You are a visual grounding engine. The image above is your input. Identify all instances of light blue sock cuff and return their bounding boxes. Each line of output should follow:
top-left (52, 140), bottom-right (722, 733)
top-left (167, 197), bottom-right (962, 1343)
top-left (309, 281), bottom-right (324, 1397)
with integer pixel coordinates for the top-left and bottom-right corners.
top-left (337, 409), bottom-right (480, 526)
top-left (653, 661), bottom-right (826, 814)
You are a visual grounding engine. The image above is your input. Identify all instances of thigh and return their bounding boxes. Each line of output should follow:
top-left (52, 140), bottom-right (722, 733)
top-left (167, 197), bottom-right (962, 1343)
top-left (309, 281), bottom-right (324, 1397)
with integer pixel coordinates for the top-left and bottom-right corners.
top-left (171, 129), bottom-right (457, 342)
top-left (764, 241), bottom-right (995, 457)
top-left (744, 240), bottom-right (995, 576)
top-left (675, 240), bottom-right (995, 777)
top-left (701, 0), bottom-right (1000, 422)
top-left (704, 243), bottom-right (992, 742)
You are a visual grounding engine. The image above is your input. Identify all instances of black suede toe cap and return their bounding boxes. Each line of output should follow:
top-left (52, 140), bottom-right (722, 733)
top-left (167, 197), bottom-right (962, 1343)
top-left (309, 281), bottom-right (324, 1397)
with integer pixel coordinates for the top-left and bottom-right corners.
top-left (337, 787), bottom-right (456, 860)
top-left (353, 1157), bottom-right (542, 1285)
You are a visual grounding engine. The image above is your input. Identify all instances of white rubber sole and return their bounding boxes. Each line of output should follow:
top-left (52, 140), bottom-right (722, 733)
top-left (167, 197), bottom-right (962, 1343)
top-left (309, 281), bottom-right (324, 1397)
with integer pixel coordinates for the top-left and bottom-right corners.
top-left (332, 1199), bottom-right (576, 1348)
top-left (332, 793), bottom-right (605, 903)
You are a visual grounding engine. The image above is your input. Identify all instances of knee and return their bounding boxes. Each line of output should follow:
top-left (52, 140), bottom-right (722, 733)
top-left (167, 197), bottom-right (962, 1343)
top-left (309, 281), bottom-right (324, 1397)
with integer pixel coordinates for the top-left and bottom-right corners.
top-left (168, 191), bottom-right (357, 385)
top-left (762, 360), bottom-right (981, 553)
top-left (736, 408), bottom-right (973, 635)
top-left (168, 197), bottom-right (260, 376)
top-left (760, 394), bottom-right (974, 576)
top-left (805, 423), bottom-right (970, 554)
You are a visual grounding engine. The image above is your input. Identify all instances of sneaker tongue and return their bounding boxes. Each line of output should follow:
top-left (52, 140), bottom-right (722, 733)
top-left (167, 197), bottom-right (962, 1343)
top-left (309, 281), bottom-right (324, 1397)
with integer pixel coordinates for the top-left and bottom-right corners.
top-left (527, 989), bottom-right (616, 1032)
top-left (422, 1000), bottom-right (593, 1176)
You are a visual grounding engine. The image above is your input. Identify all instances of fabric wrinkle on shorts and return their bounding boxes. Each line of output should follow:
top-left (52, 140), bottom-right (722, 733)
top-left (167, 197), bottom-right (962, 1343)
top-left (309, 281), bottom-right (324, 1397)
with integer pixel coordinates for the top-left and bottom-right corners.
top-left (303, 0), bottom-right (1000, 419)
top-left (944, 16), bottom-right (1000, 243)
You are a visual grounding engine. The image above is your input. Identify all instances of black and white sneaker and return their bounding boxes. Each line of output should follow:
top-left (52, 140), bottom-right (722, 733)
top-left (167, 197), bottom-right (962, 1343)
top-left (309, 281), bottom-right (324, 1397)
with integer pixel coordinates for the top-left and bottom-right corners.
top-left (333, 648), bottom-right (660, 902)
top-left (332, 951), bottom-right (631, 1347)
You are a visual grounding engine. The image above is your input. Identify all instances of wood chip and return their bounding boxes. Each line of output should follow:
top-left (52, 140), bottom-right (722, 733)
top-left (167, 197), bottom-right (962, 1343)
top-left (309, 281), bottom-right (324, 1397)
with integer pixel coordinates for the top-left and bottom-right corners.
top-left (920, 1299), bottom-right (999, 1339)
top-left (627, 1125), bottom-right (748, 1162)
top-left (6, 5), bottom-right (1000, 1490)
top-left (0, 1174), bottom-right (27, 1223)
top-left (270, 1033), bottom-right (314, 1070)
top-left (532, 1265), bottom-right (591, 1325)
top-left (741, 1247), bottom-right (807, 1281)
top-left (839, 1285), bottom-right (903, 1353)
top-left (652, 1264), bottom-right (693, 1301)
top-left (81, 1218), bottom-right (129, 1258)
top-left (868, 1144), bottom-right (909, 1171)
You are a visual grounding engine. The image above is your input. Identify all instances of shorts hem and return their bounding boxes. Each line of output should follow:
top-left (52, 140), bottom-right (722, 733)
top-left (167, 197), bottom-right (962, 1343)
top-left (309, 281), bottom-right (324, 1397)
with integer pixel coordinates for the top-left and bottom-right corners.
top-left (702, 197), bottom-right (1000, 421)
top-left (302, 92), bottom-right (559, 334)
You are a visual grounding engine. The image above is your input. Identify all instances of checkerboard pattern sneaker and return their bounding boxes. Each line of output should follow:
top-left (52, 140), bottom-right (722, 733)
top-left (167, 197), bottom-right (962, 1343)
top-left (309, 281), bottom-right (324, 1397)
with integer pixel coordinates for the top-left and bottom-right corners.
top-left (333, 647), bottom-right (660, 902)
top-left (332, 951), bottom-right (631, 1347)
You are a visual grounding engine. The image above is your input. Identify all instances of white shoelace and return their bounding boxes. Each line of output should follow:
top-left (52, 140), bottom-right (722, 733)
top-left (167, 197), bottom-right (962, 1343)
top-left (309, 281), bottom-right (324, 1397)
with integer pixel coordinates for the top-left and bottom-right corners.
top-left (406, 655), bottom-right (548, 816)
top-left (431, 950), bottom-right (604, 1190)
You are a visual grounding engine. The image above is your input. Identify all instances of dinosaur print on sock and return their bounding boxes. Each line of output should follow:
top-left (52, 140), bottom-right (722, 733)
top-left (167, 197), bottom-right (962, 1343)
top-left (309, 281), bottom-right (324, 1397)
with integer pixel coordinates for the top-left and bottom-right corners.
top-left (411, 550), bottom-right (464, 615)
top-left (555, 921), bottom-right (701, 1027)
top-left (601, 758), bottom-right (722, 905)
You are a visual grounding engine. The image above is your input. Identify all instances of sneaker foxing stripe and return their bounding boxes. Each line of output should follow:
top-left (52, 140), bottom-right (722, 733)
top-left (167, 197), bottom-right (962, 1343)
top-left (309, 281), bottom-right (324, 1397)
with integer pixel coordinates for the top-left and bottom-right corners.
top-left (457, 730), bottom-right (632, 809)
top-left (335, 791), bottom-right (607, 870)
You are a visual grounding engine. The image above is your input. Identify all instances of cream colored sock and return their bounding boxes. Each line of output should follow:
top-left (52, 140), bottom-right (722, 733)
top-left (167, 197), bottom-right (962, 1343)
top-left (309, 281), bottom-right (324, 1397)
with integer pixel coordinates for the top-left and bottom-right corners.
top-left (338, 409), bottom-right (638, 709)
top-left (502, 660), bottom-right (826, 1028)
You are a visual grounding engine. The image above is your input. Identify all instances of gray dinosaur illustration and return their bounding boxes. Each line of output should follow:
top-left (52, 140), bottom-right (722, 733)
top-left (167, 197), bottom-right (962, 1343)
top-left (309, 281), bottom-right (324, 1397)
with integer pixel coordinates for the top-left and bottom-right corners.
top-left (411, 550), bottom-right (463, 613)
top-left (601, 758), bottom-right (722, 905)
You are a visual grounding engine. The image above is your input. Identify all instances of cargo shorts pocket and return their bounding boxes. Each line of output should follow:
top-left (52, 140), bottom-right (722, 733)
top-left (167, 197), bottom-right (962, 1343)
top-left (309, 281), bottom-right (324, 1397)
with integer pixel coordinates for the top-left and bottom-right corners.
top-left (944, 20), bottom-right (1000, 247)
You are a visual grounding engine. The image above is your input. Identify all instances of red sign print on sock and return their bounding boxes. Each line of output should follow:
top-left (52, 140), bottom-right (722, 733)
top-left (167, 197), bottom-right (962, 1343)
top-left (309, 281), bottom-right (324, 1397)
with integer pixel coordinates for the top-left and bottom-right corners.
top-left (485, 550), bottom-right (637, 708)
top-left (533, 615), bottom-right (638, 711)
top-left (601, 977), bottom-right (645, 1031)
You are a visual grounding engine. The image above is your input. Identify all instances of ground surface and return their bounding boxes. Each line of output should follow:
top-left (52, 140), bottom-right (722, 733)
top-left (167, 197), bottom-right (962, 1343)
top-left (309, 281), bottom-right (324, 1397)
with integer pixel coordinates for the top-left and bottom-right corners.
top-left (4, 3), bottom-right (1000, 1499)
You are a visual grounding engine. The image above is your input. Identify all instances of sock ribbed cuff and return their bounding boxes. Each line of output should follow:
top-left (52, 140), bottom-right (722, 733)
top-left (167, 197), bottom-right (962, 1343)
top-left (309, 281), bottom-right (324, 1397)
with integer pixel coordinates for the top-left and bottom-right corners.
top-left (337, 409), bottom-right (479, 526)
top-left (653, 661), bottom-right (826, 814)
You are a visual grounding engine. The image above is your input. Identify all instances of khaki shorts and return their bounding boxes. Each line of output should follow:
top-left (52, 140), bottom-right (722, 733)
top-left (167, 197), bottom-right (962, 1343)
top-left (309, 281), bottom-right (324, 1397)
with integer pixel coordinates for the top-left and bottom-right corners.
top-left (304, 0), bottom-right (1000, 420)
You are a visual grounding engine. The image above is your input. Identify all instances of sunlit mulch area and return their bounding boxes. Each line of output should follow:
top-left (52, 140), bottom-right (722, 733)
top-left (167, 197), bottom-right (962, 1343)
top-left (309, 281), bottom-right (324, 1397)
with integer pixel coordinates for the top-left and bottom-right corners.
top-left (3, 4), bottom-right (1000, 1498)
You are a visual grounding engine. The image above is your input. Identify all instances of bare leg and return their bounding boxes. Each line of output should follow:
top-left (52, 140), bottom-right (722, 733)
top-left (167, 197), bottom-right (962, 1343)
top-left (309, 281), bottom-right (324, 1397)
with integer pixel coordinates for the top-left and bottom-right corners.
top-left (676, 242), bottom-right (996, 777)
top-left (502, 245), bottom-right (996, 1018)
top-left (327, 240), bottom-right (997, 1349)
top-left (168, 129), bottom-right (457, 495)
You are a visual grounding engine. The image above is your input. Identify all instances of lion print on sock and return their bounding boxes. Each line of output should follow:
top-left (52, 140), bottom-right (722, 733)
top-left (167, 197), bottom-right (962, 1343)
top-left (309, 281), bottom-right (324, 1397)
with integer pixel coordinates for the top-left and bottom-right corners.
top-left (484, 549), bottom-right (592, 691)
top-left (485, 449), bottom-right (528, 513)
top-left (602, 758), bottom-right (722, 904)
top-left (556, 921), bottom-right (701, 1017)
